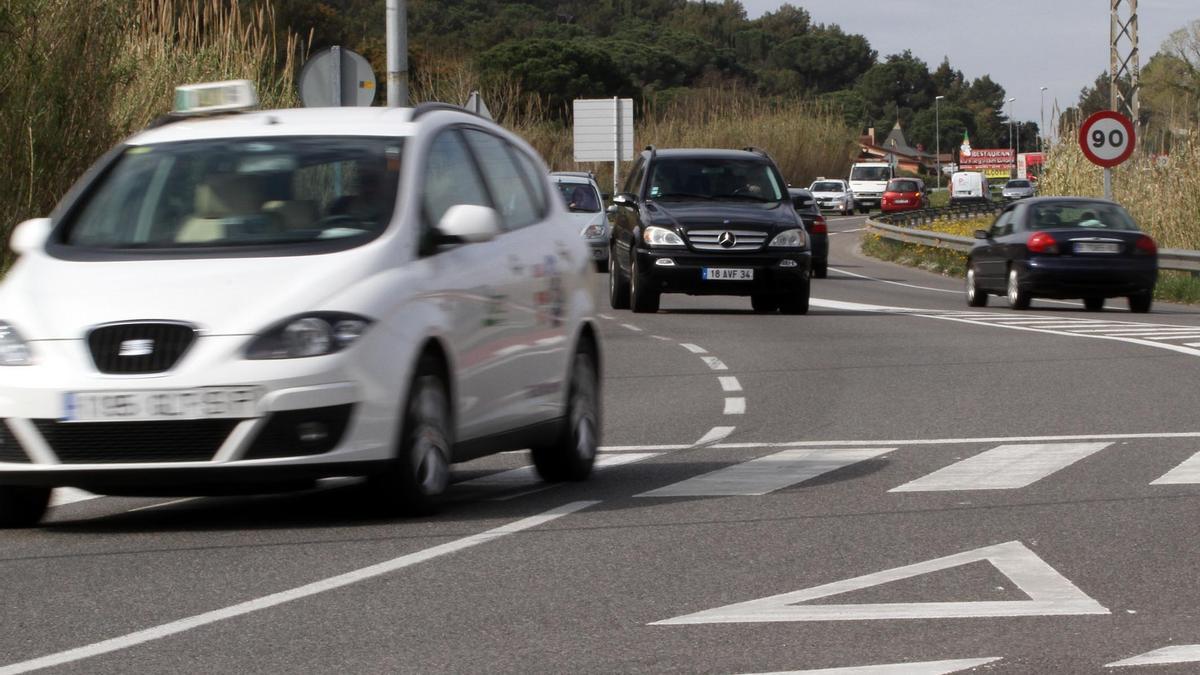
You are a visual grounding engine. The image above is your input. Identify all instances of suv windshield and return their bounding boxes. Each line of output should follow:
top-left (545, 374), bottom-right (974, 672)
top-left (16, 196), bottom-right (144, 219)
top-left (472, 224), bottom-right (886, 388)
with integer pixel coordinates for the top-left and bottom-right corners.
top-left (61, 136), bottom-right (402, 250)
top-left (811, 181), bottom-right (844, 192)
top-left (850, 166), bottom-right (890, 181)
top-left (1031, 202), bottom-right (1139, 231)
top-left (648, 158), bottom-right (784, 202)
top-left (555, 181), bottom-right (601, 213)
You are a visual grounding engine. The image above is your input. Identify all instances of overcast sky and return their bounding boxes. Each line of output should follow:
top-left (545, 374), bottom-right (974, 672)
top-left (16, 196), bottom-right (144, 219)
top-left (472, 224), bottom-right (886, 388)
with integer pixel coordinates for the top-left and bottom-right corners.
top-left (742, 1), bottom-right (1197, 130)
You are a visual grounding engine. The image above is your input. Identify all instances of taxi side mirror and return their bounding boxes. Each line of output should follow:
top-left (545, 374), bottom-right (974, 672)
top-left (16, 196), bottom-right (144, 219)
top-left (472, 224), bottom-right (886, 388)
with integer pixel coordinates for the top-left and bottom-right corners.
top-left (974, 229), bottom-right (990, 240)
top-left (611, 193), bottom-right (636, 207)
top-left (436, 205), bottom-right (501, 245)
top-left (10, 218), bottom-right (51, 255)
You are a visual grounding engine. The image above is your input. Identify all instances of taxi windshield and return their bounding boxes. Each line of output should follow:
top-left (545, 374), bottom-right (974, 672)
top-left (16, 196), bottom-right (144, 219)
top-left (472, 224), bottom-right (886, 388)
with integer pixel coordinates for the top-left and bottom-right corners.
top-left (811, 182), bottom-right (843, 192)
top-left (61, 136), bottom-right (402, 250)
top-left (555, 182), bottom-right (601, 213)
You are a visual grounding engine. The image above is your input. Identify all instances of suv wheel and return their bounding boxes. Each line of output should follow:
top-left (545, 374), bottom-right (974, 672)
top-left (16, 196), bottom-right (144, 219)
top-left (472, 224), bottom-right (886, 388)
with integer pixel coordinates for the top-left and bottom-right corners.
top-left (812, 262), bottom-right (828, 279)
top-left (630, 254), bottom-right (659, 313)
top-left (778, 276), bottom-right (811, 315)
top-left (531, 345), bottom-right (599, 482)
top-left (751, 294), bottom-right (778, 313)
top-left (0, 486), bottom-right (50, 528)
top-left (1083, 296), bottom-right (1105, 312)
top-left (367, 356), bottom-right (452, 516)
top-left (608, 247), bottom-right (630, 310)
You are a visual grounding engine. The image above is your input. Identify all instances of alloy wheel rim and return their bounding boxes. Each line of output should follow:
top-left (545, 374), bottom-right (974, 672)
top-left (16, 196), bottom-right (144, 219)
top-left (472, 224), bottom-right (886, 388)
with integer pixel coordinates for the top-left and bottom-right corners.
top-left (412, 383), bottom-right (449, 495)
top-left (1008, 270), bottom-right (1018, 305)
top-left (570, 360), bottom-right (598, 461)
top-left (967, 268), bottom-right (977, 301)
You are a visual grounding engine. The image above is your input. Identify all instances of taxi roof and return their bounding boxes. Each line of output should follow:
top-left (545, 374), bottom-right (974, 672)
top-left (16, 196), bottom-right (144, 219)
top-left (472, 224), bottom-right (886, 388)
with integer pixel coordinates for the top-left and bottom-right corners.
top-left (129, 106), bottom-right (423, 145)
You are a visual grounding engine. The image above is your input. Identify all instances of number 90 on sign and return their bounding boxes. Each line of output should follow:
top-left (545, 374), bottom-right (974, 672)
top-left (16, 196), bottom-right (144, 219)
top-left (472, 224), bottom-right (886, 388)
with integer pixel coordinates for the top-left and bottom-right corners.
top-left (1078, 111), bottom-right (1136, 168)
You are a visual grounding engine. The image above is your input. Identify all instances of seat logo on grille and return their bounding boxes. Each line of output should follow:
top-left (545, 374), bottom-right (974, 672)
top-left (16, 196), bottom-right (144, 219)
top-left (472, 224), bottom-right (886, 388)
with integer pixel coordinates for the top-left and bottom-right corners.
top-left (118, 339), bottom-right (155, 357)
top-left (718, 231), bottom-right (737, 248)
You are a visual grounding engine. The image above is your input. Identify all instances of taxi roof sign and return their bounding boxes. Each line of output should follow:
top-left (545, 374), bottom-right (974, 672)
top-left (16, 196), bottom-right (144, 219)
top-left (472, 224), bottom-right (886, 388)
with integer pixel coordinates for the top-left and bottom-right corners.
top-left (173, 80), bottom-right (258, 115)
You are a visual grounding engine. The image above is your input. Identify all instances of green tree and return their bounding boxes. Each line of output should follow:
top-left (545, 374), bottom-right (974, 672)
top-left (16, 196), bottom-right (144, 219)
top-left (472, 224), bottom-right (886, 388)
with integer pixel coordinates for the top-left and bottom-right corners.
top-left (476, 38), bottom-right (635, 113)
top-left (767, 26), bottom-right (875, 94)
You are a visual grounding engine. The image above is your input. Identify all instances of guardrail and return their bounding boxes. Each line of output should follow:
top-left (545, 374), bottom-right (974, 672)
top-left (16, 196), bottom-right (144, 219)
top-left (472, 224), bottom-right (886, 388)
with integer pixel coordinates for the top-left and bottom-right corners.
top-left (867, 205), bottom-right (1200, 273)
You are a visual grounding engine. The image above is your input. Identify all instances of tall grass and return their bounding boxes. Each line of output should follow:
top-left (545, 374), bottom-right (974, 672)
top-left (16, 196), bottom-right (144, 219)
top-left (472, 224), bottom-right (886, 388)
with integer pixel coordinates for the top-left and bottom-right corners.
top-left (0, 0), bottom-right (302, 271)
top-left (1040, 132), bottom-right (1200, 250)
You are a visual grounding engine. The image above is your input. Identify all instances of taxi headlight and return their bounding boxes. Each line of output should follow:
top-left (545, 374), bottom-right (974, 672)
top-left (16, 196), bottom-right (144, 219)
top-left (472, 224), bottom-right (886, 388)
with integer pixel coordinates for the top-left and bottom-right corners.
top-left (246, 313), bottom-right (373, 359)
top-left (581, 223), bottom-right (606, 240)
top-left (643, 226), bottom-right (684, 247)
top-left (769, 229), bottom-right (806, 248)
top-left (0, 321), bottom-right (33, 366)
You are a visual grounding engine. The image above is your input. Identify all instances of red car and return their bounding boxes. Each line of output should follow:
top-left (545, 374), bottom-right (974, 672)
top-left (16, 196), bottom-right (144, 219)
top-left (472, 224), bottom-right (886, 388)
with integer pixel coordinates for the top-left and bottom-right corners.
top-left (880, 178), bottom-right (928, 213)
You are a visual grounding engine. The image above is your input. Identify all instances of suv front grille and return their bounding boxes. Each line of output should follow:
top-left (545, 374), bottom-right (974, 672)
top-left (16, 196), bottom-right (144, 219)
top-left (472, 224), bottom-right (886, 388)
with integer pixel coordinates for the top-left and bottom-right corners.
top-left (87, 322), bottom-right (197, 374)
top-left (0, 421), bottom-right (29, 463)
top-left (32, 419), bottom-right (237, 464)
top-left (686, 229), bottom-right (768, 252)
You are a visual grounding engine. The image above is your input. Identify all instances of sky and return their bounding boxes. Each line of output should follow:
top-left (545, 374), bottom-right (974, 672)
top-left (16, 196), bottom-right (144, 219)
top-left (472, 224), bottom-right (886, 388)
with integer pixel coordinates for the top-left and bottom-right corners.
top-left (742, 0), bottom-right (1197, 131)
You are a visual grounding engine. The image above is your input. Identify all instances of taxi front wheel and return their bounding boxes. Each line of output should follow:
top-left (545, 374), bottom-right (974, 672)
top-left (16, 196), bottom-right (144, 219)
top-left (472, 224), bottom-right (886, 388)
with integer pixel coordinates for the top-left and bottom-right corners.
top-left (367, 356), bottom-right (452, 516)
top-left (532, 346), bottom-right (598, 482)
top-left (0, 486), bottom-right (51, 528)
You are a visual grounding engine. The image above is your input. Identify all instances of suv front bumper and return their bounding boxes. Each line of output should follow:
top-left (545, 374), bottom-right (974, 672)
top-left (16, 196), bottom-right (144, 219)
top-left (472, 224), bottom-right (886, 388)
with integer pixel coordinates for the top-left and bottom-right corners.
top-left (634, 248), bottom-right (811, 296)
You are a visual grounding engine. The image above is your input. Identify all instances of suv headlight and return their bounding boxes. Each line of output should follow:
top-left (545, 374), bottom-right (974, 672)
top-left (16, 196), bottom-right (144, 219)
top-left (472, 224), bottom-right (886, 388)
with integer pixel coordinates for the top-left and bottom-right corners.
top-left (643, 226), bottom-right (685, 247)
top-left (0, 321), bottom-right (33, 366)
top-left (245, 313), bottom-right (373, 359)
top-left (769, 229), bottom-right (806, 248)
top-left (581, 223), bottom-right (606, 240)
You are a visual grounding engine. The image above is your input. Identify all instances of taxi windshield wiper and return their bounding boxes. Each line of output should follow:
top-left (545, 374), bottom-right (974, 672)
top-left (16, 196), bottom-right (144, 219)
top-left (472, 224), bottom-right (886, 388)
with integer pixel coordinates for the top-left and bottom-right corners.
top-left (713, 194), bottom-right (776, 202)
top-left (653, 192), bottom-right (712, 200)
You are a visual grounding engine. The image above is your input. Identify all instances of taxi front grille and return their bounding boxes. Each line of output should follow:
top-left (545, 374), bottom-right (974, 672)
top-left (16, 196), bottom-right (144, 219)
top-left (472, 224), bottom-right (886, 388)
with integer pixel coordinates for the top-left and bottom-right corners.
top-left (0, 421), bottom-right (29, 463)
top-left (87, 322), bottom-right (197, 374)
top-left (686, 229), bottom-right (768, 252)
top-left (32, 419), bottom-right (237, 464)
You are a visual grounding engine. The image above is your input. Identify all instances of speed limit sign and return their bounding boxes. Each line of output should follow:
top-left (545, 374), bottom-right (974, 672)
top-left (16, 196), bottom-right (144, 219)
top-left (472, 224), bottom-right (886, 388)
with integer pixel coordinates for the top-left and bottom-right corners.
top-left (1078, 110), bottom-right (1136, 168)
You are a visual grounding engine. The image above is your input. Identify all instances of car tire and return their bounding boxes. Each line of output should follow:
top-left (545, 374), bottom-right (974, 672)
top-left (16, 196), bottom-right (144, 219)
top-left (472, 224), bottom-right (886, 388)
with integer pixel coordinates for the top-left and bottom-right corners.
top-left (966, 264), bottom-right (988, 307)
top-left (812, 262), bottom-right (828, 279)
top-left (1128, 292), bottom-right (1153, 314)
top-left (778, 277), bottom-right (811, 315)
top-left (751, 294), bottom-right (779, 313)
top-left (593, 260), bottom-right (606, 273)
top-left (608, 247), bottom-right (630, 310)
top-left (367, 355), bottom-right (452, 516)
top-left (531, 345), bottom-right (599, 482)
top-left (0, 486), bottom-right (50, 528)
top-left (629, 254), bottom-right (659, 313)
top-left (1083, 296), bottom-right (1105, 312)
top-left (1006, 267), bottom-right (1031, 310)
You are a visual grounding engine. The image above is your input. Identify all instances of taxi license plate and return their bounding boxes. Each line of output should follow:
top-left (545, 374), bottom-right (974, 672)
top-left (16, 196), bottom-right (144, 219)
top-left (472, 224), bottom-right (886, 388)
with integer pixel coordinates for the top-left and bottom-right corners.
top-left (703, 268), bottom-right (754, 281)
top-left (1074, 242), bottom-right (1121, 254)
top-left (63, 387), bottom-right (263, 422)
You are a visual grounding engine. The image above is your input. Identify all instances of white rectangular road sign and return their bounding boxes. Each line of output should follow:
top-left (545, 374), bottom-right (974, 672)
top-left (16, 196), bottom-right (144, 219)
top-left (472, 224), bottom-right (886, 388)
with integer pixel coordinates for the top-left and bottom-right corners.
top-left (573, 98), bottom-right (634, 162)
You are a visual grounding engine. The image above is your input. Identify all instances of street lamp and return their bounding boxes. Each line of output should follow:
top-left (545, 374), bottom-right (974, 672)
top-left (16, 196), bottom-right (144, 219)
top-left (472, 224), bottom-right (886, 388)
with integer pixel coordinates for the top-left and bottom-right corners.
top-left (935, 95), bottom-right (945, 189)
top-left (1039, 86), bottom-right (1048, 151)
top-left (1007, 97), bottom-right (1017, 178)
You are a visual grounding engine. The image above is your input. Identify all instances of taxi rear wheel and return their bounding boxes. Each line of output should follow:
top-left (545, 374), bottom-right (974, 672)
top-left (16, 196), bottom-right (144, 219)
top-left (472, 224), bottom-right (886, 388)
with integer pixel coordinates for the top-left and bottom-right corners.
top-left (367, 356), bottom-right (452, 516)
top-left (531, 346), bottom-right (598, 482)
top-left (608, 248), bottom-right (630, 310)
top-left (0, 486), bottom-right (50, 528)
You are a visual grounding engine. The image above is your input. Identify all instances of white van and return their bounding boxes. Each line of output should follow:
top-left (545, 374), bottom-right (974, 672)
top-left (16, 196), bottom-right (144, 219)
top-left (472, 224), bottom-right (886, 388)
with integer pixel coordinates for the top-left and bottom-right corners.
top-left (949, 171), bottom-right (992, 204)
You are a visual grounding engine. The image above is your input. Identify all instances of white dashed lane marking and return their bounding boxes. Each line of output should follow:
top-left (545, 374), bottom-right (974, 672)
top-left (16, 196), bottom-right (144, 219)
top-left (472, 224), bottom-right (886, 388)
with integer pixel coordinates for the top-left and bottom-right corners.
top-left (701, 356), bottom-right (728, 371)
top-left (638, 447), bottom-right (894, 498)
top-left (719, 377), bottom-right (742, 392)
top-left (723, 397), bottom-right (746, 415)
top-left (620, 323), bottom-right (643, 332)
top-left (679, 343), bottom-right (708, 354)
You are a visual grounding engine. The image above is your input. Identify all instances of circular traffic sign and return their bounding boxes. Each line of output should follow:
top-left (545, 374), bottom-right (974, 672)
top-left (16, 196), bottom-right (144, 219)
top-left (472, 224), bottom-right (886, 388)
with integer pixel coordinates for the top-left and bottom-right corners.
top-left (1078, 110), bottom-right (1135, 168)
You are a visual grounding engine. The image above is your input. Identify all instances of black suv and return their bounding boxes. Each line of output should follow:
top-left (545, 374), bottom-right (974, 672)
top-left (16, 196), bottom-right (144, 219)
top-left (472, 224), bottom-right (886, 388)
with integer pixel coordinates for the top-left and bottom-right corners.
top-left (608, 147), bottom-right (812, 313)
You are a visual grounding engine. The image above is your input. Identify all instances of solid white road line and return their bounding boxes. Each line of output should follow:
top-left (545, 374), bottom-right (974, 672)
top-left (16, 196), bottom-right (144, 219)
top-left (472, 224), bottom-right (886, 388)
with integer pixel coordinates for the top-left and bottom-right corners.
top-left (459, 453), bottom-right (660, 491)
top-left (701, 356), bottom-right (728, 370)
top-left (718, 376), bottom-right (743, 392)
top-left (890, 442), bottom-right (1111, 492)
top-left (0, 500), bottom-right (598, 675)
top-left (126, 498), bottom-right (200, 513)
top-left (50, 488), bottom-right (99, 508)
top-left (744, 657), bottom-right (1002, 675)
top-left (1106, 645), bottom-right (1200, 667)
top-left (723, 397), bottom-right (746, 415)
top-left (827, 267), bottom-right (959, 294)
top-left (620, 323), bottom-right (643, 332)
top-left (597, 313), bottom-right (614, 320)
top-left (694, 426), bottom-right (736, 447)
top-left (680, 343), bottom-right (708, 354)
top-left (638, 447), bottom-right (893, 498)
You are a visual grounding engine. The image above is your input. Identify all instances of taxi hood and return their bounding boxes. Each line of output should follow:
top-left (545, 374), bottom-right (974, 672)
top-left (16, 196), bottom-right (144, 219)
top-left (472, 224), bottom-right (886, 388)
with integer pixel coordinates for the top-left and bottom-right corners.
top-left (0, 246), bottom-right (387, 340)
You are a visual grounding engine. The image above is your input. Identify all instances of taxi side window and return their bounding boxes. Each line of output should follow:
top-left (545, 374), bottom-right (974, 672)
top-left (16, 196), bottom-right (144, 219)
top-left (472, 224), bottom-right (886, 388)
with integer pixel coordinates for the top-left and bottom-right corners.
top-left (509, 145), bottom-right (548, 219)
top-left (421, 129), bottom-right (490, 232)
top-left (462, 129), bottom-right (538, 231)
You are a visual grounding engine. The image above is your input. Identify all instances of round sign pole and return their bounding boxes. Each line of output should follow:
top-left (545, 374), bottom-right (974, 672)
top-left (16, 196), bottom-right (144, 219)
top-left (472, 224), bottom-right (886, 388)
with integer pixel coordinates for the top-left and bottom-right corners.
top-left (1077, 110), bottom-right (1136, 201)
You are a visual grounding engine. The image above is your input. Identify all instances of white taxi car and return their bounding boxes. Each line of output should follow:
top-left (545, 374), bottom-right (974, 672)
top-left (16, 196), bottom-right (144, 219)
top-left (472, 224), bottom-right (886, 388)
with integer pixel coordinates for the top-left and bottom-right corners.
top-left (0, 81), bottom-right (601, 526)
top-left (549, 172), bottom-right (608, 270)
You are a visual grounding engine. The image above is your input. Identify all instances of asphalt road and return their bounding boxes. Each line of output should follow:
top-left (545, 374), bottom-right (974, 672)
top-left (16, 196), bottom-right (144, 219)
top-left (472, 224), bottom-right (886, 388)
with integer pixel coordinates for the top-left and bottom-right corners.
top-left (6, 215), bottom-right (1200, 673)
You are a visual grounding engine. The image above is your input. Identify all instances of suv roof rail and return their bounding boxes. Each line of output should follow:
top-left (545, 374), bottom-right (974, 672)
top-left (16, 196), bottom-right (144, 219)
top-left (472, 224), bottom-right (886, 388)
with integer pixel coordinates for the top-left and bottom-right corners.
top-left (743, 146), bottom-right (775, 162)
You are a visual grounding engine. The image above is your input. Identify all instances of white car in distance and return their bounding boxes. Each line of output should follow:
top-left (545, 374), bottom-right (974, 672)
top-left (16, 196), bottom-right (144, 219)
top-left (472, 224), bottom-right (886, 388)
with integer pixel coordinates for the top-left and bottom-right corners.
top-left (807, 178), bottom-right (854, 216)
top-left (550, 171), bottom-right (608, 270)
top-left (0, 81), bottom-right (601, 527)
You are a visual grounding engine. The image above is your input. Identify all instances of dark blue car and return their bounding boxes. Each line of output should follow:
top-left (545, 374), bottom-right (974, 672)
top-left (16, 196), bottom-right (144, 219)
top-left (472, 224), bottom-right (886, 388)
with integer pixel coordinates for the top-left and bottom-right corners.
top-left (966, 197), bottom-right (1157, 312)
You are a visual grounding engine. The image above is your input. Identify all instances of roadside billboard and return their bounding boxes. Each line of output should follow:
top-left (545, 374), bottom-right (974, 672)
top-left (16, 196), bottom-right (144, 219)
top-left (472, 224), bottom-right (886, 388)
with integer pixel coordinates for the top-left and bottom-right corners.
top-left (959, 148), bottom-right (1014, 179)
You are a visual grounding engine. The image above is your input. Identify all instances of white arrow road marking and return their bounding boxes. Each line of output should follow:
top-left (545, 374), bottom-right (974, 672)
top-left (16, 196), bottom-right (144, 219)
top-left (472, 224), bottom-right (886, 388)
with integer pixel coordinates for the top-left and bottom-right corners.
top-left (694, 426), bottom-right (737, 447)
top-left (1150, 449), bottom-right (1200, 484)
top-left (743, 657), bottom-right (1002, 675)
top-left (458, 452), bottom-right (659, 492)
top-left (1106, 645), bottom-right (1200, 667)
top-left (637, 448), bottom-right (893, 498)
top-left (890, 442), bottom-right (1111, 492)
top-left (652, 541), bottom-right (1108, 624)
top-left (0, 500), bottom-right (598, 675)
top-left (51, 488), bottom-right (99, 507)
